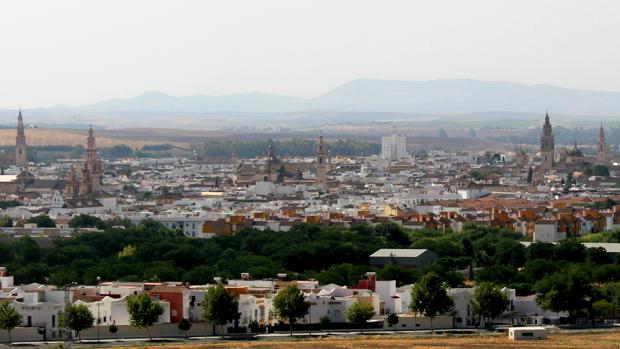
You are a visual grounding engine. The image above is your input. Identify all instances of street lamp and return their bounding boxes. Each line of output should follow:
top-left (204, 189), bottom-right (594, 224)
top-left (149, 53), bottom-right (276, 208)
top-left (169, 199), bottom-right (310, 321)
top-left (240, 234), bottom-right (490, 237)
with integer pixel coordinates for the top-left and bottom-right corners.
top-left (96, 276), bottom-right (101, 344)
top-left (63, 282), bottom-right (78, 348)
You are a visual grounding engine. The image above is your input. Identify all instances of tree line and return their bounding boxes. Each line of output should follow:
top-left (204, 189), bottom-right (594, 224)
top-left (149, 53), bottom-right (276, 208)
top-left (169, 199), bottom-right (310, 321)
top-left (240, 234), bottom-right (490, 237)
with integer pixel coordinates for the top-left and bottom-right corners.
top-left (197, 139), bottom-right (379, 158)
top-left (489, 125), bottom-right (620, 148)
top-left (0, 220), bottom-right (619, 325)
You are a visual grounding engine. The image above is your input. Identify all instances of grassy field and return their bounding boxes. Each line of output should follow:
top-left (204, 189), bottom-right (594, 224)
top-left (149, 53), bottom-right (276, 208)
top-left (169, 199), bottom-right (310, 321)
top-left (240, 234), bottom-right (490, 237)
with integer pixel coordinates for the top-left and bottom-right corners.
top-left (0, 128), bottom-right (184, 148)
top-left (103, 331), bottom-right (620, 349)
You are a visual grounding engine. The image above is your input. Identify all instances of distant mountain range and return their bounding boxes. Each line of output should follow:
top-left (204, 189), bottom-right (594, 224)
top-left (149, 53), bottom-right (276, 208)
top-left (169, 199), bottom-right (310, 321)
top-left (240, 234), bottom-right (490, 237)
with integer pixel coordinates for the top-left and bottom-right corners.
top-left (2, 79), bottom-right (620, 128)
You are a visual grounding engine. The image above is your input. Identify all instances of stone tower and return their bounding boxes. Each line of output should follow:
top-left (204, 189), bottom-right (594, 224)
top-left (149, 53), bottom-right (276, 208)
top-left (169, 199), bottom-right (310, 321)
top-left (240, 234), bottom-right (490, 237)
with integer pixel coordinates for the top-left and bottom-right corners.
top-left (540, 111), bottom-right (555, 171)
top-left (15, 109), bottom-right (27, 167)
top-left (83, 125), bottom-right (103, 194)
top-left (63, 126), bottom-right (104, 198)
top-left (597, 124), bottom-right (607, 163)
top-left (265, 144), bottom-right (274, 182)
top-left (315, 135), bottom-right (330, 190)
top-left (64, 165), bottom-right (79, 198)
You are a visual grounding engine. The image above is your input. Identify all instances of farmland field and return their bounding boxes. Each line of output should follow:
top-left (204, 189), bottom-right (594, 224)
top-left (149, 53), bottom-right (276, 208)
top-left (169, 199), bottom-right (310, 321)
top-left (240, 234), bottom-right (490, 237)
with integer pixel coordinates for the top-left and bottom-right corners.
top-left (104, 331), bottom-right (620, 349)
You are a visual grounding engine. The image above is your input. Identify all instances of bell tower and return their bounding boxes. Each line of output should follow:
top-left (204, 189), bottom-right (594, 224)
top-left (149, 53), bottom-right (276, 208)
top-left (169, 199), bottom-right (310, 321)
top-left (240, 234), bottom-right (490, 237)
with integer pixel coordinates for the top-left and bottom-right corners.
top-left (597, 124), bottom-right (607, 163)
top-left (84, 125), bottom-right (103, 194)
top-left (315, 135), bottom-right (330, 190)
top-left (540, 111), bottom-right (555, 171)
top-left (15, 109), bottom-right (27, 167)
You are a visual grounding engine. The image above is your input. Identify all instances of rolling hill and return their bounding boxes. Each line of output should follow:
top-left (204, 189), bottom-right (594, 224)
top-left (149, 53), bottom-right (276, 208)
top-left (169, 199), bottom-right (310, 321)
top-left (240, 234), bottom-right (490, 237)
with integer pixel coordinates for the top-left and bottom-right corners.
top-left (2, 79), bottom-right (620, 128)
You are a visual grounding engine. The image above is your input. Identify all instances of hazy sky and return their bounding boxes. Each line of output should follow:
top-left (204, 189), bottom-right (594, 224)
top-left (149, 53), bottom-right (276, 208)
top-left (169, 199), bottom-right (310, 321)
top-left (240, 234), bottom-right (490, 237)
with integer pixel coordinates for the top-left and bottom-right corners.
top-left (2, 0), bottom-right (620, 108)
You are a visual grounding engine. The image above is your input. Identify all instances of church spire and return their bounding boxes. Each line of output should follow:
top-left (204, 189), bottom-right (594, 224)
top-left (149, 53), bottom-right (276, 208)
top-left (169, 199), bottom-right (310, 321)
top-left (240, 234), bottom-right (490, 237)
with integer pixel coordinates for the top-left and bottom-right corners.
top-left (87, 124), bottom-right (96, 150)
top-left (15, 109), bottom-right (27, 167)
top-left (540, 111), bottom-right (555, 172)
top-left (598, 124), bottom-right (607, 163)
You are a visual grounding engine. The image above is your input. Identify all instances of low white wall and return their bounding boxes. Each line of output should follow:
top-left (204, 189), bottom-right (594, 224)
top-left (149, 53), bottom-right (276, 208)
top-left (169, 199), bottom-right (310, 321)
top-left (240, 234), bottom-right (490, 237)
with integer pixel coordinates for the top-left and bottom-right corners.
top-left (0, 327), bottom-right (42, 343)
top-left (80, 323), bottom-right (215, 340)
top-left (0, 323), bottom-right (219, 343)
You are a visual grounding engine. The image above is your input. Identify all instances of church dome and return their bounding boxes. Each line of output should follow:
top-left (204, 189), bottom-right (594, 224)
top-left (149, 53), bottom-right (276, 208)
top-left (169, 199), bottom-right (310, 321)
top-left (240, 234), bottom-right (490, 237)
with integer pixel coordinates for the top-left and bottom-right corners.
top-left (567, 143), bottom-right (584, 157)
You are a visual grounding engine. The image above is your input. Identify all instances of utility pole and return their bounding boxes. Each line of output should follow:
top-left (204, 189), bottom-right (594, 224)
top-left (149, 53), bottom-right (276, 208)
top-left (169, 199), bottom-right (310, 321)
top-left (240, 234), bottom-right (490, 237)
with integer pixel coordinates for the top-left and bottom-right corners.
top-left (63, 282), bottom-right (77, 349)
top-left (96, 276), bottom-right (101, 343)
top-left (308, 311), bottom-right (312, 338)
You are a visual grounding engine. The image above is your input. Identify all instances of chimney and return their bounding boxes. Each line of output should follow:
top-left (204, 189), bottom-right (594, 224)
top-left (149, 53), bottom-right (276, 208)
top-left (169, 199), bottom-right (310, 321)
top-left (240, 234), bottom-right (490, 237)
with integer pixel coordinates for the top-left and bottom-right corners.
top-left (213, 277), bottom-right (223, 285)
top-left (0, 267), bottom-right (7, 277)
top-left (241, 272), bottom-right (250, 281)
top-left (277, 273), bottom-right (288, 281)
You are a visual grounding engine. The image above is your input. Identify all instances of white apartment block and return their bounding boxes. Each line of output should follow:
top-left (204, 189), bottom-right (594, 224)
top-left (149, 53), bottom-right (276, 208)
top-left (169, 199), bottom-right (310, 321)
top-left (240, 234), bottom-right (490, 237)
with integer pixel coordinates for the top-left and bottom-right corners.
top-left (381, 134), bottom-right (407, 160)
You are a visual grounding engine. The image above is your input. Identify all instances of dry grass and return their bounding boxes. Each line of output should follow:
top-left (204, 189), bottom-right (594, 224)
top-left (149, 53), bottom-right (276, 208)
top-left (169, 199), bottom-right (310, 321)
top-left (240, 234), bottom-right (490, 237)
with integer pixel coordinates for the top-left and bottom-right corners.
top-left (0, 129), bottom-right (183, 148)
top-left (109, 331), bottom-right (620, 349)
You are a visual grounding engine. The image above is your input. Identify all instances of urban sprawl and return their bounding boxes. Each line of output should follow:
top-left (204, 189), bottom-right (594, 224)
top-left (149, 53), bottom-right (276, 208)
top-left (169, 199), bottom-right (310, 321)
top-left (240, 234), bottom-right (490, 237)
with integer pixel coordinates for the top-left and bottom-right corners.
top-left (0, 111), bottom-right (619, 343)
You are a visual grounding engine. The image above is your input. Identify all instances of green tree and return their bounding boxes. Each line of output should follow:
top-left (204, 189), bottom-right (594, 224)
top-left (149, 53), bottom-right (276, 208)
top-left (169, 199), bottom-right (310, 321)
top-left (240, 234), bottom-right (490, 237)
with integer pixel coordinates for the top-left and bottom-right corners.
top-left (126, 293), bottom-right (164, 340)
top-left (592, 300), bottom-right (613, 322)
top-left (345, 301), bottom-right (375, 333)
top-left (410, 272), bottom-right (454, 332)
top-left (526, 241), bottom-right (555, 261)
top-left (563, 172), bottom-right (573, 193)
top-left (272, 285), bottom-right (310, 336)
top-left (60, 304), bottom-right (95, 342)
top-left (178, 318), bottom-right (191, 338)
top-left (592, 164), bottom-right (610, 177)
top-left (470, 282), bottom-right (509, 327)
top-left (0, 215), bottom-right (13, 227)
top-left (374, 222), bottom-right (410, 245)
top-left (0, 200), bottom-right (21, 209)
top-left (69, 214), bottom-right (105, 229)
top-left (109, 144), bottom-right (133, 158)
top-left (319, 315), bottom-right (331, 329)
top-left (108, 323), bottom-right (118, 340)
top-left (202, 284), bottom-right (239, 336)
top-left (118, 244), bottom-right (136, 258)
top-left (534, 269), bottom-right (592, 320)
top-left (0, 301), bottom-right (22, 344)
top-left (386, 312), bottom-right (399, 332)
top-left (27, 215), bottom-right (55, 228)
top-left (554, 240), bottom-right (587, 262)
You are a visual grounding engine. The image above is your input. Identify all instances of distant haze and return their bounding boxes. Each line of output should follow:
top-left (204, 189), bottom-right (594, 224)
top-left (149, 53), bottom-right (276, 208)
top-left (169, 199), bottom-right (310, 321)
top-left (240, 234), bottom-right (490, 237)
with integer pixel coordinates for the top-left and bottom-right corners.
top-left (1, 0), bottom-right (620, 108)
top-left (3, 79), bottom-right (620, 129)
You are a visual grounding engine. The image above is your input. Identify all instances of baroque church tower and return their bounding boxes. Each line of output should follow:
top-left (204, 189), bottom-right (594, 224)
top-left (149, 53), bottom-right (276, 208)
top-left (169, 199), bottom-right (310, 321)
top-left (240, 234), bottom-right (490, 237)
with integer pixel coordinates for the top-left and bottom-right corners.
top-left (84, 125), bottom-right (103, 193)
top-left (597, 124), bottom-right (607, 163)
top-left (15, 109), bottom-right (27, 167)
top-left (315, 135), bottom-right (330, 190)
top-left (540, 111), bottom-right (555, 171)
top-left (64, 125), bottom-right (103, 197)
top-left (264, 144), bottom-right (276, 182)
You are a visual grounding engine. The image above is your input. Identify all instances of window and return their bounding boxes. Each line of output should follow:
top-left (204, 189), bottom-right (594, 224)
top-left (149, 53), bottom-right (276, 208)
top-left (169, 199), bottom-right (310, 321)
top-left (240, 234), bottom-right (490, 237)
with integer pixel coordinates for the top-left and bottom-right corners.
top-left (522, 332), bottom-right (534, 337)
top-left (52, 315), bottom-right (56, 327)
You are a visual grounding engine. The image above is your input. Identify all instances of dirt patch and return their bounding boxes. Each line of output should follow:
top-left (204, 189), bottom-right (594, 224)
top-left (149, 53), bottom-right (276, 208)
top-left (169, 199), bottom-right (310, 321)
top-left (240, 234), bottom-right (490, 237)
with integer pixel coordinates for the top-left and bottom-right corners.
top-left (104, 331), bottom-right (620, 349)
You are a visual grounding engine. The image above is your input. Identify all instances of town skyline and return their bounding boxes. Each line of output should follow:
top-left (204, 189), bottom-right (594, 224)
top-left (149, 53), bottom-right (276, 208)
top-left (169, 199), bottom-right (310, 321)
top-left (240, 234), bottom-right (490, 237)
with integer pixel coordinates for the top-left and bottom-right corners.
top-left (2, 1), bottom-right (620, 346)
